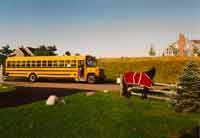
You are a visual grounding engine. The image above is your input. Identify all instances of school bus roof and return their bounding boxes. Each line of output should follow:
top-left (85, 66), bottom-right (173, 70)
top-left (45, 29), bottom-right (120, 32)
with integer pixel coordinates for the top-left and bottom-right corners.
top-left (6, 55), bottom-right (94, 61)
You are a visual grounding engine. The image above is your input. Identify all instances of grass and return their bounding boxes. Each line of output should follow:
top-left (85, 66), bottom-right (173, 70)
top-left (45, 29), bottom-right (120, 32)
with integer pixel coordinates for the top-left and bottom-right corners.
top-left (0, 92), bottom-right (199, 138)
top-left (98, 56), bottom-right (200, 84)
top-left (0, 84), bottom-right (15, 93)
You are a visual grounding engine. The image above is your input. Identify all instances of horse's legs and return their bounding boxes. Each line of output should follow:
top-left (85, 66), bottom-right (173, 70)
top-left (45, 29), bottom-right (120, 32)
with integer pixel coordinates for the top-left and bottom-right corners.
top-left (141, 91), bottom-right (144, 99)
top-left (143, 87), bottom-right (148, 99)
top-left (141, 87), bottom-right (148, 99)
top-left (123, 84), bottom-right (132, 98)
top-left (126, 88), bottom-right (131, 98)
top-left (121, 77), bottom-right (127, 96)
top-left (122, 80), bottom-right (130, 98)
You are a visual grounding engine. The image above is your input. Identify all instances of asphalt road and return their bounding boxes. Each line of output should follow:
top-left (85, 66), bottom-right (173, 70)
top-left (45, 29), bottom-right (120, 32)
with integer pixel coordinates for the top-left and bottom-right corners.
top-left (5, 81), bottom-right (120, 91)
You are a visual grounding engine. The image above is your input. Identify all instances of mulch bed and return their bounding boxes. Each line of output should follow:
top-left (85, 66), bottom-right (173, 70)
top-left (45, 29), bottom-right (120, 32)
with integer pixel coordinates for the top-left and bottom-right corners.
top-left (0, 86), bottom-right (91, 108)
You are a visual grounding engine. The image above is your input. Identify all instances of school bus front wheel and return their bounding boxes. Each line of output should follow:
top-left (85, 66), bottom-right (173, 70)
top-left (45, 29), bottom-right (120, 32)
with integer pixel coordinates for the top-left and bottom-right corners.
top-left (87, 74), bottom-right (96, 84)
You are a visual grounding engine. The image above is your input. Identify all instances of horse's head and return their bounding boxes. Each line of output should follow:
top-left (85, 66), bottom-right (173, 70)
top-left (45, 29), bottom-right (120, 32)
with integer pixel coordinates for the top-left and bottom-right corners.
top-left (145, 67), bottom-right (156, 80)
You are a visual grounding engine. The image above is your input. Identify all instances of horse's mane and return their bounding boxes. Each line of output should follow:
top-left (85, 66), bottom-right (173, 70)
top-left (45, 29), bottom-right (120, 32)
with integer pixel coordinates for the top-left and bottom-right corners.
top-left (145, 67), bottom-right (156, 80)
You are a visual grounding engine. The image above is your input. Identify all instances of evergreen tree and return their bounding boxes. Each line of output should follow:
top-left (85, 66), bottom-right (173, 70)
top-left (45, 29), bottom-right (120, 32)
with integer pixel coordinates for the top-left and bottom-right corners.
top-left (193, 46), bottom-right (200, 56)
top-left (148, 45), bottom-right (156, 56)
top-left (174, 61), bottom-right (200, 113)
top-left (0, 45), bottom-right (12, 65)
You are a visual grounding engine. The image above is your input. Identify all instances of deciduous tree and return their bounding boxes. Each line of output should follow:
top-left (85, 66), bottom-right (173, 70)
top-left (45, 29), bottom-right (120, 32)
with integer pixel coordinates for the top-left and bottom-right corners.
top-left (0, 45), bottom-right (13, 56)
top-left (33, 45), bottom-right (57, 56)
top-left (65, 51), bottom-right (71, 56)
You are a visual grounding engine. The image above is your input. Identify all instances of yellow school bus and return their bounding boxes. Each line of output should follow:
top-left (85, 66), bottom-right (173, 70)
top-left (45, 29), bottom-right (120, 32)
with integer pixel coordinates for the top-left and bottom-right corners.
top-left (5, 55), bottom-right (104, 83)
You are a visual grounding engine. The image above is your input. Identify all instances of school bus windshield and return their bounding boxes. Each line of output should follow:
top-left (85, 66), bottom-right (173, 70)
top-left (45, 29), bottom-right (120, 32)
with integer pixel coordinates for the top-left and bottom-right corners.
top-left (86, 57), bottom-right (97, 67)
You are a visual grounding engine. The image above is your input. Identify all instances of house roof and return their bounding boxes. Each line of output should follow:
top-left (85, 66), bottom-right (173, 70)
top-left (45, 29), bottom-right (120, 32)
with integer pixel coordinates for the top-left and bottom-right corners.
top-left (191, 40), bottom-right (200, 44)
top-left (19, 48), bottom-right (30, 56)
top-left (168, 41), bottom-right (178, 49)
top-left (9, 47), bottom-right (35, 57)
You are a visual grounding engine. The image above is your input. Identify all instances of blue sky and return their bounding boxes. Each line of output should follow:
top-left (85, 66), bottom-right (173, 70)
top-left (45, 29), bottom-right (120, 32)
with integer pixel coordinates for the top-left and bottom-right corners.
top-left (0, 0), bottom-right (199, 57)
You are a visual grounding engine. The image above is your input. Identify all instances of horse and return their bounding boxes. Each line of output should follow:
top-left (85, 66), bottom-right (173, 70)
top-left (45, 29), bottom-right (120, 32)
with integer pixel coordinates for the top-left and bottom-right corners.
top-left (121, 67), bottom-right (156, 99)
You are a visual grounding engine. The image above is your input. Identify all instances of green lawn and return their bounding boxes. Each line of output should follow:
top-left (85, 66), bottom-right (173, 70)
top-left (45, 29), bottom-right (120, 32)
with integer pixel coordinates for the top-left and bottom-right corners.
top-left (0, 84), bottom-right (15, 93)
top-left (0, 92), bottom-right (199, 138)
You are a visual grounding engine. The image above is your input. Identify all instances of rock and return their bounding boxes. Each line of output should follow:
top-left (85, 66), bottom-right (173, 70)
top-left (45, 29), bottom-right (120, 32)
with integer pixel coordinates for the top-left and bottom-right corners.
top-left (59, 98), bottom-right (66, 105)
top-left (46, 95), bottom-right (59, 106)
top-left (86, 92), bottom-right (96, 96)
top-left (46, 95), bottom-right (65, 106)
top-left (132, 128), bottom-right (137, 131)
top-left (103, 90), bottom-right (109, 93)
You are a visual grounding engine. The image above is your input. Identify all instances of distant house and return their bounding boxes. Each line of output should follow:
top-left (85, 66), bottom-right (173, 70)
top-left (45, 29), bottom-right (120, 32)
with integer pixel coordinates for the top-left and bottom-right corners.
top-left (9, 47), bottom-right (35, 57)
top-left (165, 42), bottom-right (178, 56)
top-left (164, 33), bottom-right (200, 56)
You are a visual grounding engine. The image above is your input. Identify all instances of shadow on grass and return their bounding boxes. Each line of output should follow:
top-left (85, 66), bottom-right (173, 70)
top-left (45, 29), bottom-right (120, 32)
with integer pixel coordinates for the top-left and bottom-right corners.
top-left (178, 126), bottom-right (200, 138)
top-left (0, 86), bottom-right (93, 108)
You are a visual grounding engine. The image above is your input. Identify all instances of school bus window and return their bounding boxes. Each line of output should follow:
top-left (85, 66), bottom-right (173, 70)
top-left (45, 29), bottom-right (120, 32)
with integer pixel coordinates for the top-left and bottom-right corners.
top-left (14, 61), bottom-right (17, 67)
top-left (36, 61), bottom-right (41, 67)
top-left (65, 60), bottom-right (70, 67)
top-left (78, 60), bottom-right (84, 67)
top-left (19, 61), bottom-right (22, 68)
top-left (21, 61), bottom-right (25, 68)
top-left (59, 60), bottom-right (64, 67)
top-left (48, 61), bottom-right (52, 67)
top-left (16, 61), bottom-right (20, 68)
top-left (7, 61), bottom-right (10, 68)
top-left (42, 61), bottom-right (47, 67)
top-left (66, 64), bottom-right (71, 68)
top-left (15, 61), bottom-right (18, 68)
top-left (10, 61), bottom-right (13, 68)
top-left (7, 61), bottom-right (11, 68)
top-left (53, 60), bottom-right (58, 67)
top-left (11, 61), bottom-right (16, 68)
top-left (71, 60), bottom-right (76, 67)
top-left (65, 60), bottom-right (70, 64)
top-left (10, 61), bottom-right (12, 68)
top-left (20, 61), bottom-right (23, 67)
top-left (31, 61), bottom-right (36, 68)
top-left (27, 61), bottom-right (30, 67)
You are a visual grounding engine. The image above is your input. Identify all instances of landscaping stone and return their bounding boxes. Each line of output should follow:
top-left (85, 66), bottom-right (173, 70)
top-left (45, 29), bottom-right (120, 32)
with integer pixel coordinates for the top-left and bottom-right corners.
top-left (46, 95), bottom-right (59, 105)
top-left (85, 92), bottom-right (96, 96)
top-left (46, 95), bottom-right (65, 106)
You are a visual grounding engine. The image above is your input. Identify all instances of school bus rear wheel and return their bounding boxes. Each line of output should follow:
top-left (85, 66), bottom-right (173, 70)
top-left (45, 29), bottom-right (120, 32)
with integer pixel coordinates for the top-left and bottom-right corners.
top-left (28, 74), bottom-right (37, 82)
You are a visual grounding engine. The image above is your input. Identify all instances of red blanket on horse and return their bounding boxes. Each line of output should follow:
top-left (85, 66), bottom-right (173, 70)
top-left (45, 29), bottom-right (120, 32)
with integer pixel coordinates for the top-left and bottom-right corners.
top-left (123, 72), bottom-right (153, 88)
